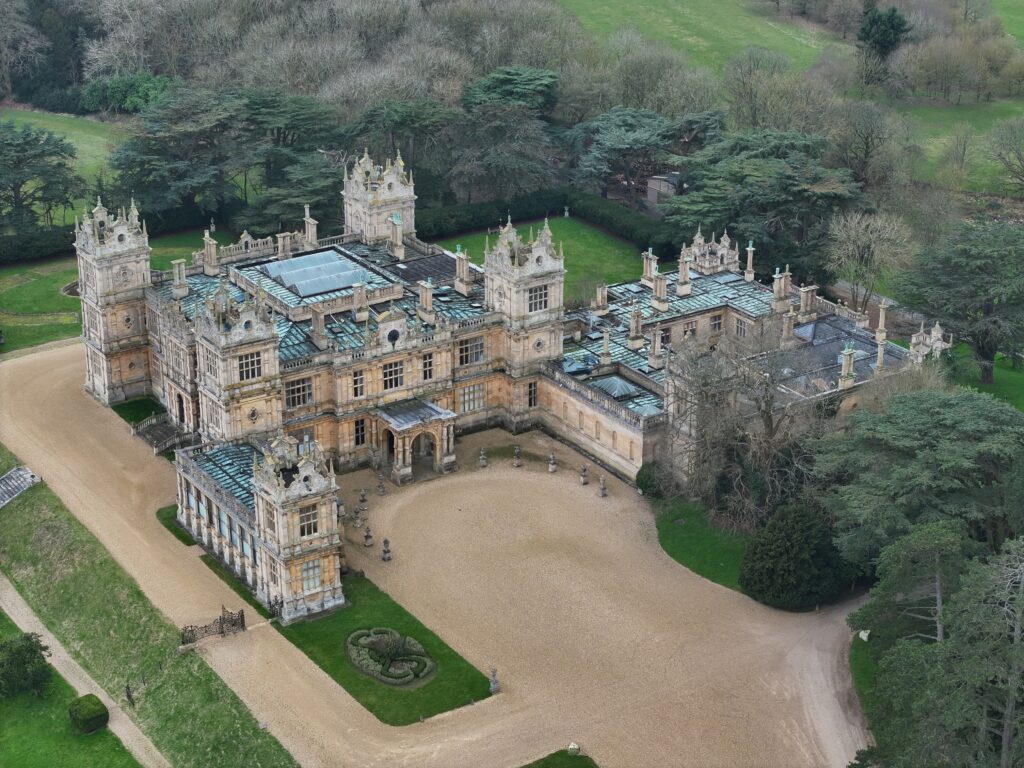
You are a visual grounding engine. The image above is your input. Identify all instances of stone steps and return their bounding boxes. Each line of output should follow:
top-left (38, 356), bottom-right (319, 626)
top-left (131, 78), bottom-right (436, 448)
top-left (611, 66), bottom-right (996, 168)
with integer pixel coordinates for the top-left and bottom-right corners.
top-left (0, 466), bottom-right (41, 509)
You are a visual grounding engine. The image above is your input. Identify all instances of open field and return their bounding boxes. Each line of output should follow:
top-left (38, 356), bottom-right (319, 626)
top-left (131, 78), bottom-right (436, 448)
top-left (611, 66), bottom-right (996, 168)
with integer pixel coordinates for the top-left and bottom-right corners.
top-left (993, 0), bottom-right (1024, 44)
top-left (556, 0), bottom-right (844, 72)
top-left (433, 217), bottom-right (642, 303)
top-left (0, 344), bottom-right (868, 767)
top-left (0, 606), bottom-right (141, 768)
top-left (0, 440), bottom-right (297, 768)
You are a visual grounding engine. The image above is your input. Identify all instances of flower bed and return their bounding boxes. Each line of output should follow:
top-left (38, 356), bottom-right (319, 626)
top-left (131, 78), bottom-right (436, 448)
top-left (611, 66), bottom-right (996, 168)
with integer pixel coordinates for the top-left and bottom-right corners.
top-left (346, 628), bottom-right (436, 686)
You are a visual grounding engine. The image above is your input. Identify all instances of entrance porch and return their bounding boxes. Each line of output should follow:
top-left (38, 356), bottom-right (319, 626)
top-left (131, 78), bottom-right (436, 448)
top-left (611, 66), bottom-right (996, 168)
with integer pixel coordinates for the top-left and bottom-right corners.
top-left (376, 399), bottom-right (457, 484)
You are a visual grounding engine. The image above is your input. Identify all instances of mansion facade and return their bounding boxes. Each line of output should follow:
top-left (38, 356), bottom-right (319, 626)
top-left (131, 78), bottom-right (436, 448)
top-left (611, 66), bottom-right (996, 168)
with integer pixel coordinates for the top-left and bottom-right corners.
top-left (75, 152), bottom-right (937, 621)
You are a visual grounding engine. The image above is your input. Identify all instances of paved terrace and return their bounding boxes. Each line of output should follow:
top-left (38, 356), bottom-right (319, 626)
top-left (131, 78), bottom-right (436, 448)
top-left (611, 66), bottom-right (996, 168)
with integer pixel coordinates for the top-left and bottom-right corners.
top-left (0, 342), bottom-right (868, 768)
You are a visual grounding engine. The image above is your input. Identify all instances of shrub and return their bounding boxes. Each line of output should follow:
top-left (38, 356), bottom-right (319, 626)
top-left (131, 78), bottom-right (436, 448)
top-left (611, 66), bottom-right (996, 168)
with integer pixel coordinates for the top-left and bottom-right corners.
top-left (68, 693), bottom-right (109, 733)
top-left (82, 72), bottom-right (175, 114)
top-left (635, 462), bottom-right (669, 498)
top-left (0, 632), bottom-right (51, 697)
top-left (739, 504), bottom-right (847, 610)
top-left (0, 226), bottom-right (74, 264)
top-left (416, 188), bottom-right (570, 240)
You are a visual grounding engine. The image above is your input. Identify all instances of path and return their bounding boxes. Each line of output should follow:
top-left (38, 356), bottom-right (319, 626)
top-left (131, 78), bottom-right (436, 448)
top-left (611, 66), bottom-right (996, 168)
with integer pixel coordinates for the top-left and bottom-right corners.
top-left (0, 342), bottom-right (868, 767)
top-left (0, 572), bottom-right (171, 768)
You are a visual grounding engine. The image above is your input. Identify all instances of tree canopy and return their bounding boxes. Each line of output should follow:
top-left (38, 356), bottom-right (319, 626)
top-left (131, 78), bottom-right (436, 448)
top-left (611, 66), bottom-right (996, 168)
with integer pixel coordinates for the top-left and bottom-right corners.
top-left (0, 120), bottom-right (82, 231)
top-left (898, 221), bottom-right (1024, 385)
top-left (462, 67), bottom-right (560, 117)
top-left (858, 7), bottom-right (913, 59)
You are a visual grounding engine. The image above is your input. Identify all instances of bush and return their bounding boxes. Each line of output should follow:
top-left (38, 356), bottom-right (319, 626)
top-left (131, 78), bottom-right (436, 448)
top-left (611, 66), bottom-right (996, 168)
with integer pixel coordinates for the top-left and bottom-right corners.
top-left (0, 226), bottom-right (74, 264)
top-left (0, 632), bottom-right (51, 697)
top-left (82, 72), bottom-right (175, 114)
top-left (738, 504), bottom-right (847, 610)
top-left (635, 462), bottom-right (669, 498)
top-left (564, 190), bottom-right (677, 259)
top-left (416, 188), bottom-right (570, 240)
top-left (68, 693), bottom-right (109, 733)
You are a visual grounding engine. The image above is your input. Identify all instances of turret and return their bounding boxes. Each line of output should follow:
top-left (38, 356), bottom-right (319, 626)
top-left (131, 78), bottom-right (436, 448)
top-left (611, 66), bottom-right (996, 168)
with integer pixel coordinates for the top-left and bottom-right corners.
top-left (342, 150), bottom-right (416, 244)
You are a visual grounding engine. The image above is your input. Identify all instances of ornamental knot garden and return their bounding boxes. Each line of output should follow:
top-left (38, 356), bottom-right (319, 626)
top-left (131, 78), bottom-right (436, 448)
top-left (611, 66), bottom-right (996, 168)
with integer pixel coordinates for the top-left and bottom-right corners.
top-left (76, 151), bottom-right (947, 621)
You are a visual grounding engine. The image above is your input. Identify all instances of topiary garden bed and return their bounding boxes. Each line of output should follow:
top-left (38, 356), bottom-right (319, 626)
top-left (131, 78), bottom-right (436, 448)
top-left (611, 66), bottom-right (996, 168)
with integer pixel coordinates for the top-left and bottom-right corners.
top-left (346, 628), bottom-right (436, 686)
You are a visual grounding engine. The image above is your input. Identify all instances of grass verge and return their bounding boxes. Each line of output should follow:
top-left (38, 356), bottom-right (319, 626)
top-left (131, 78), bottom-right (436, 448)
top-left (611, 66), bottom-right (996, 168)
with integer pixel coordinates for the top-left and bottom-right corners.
top-left (198, 554), bottom-right (272, 620)
top-left (277, 573), bottom-right (491, 725)
top-left (522, 751), bottom-right (600, 767)
top-left (155, 505), bottom-right (194, 546)
top-left (0, 607), bottom-right (141, 768)
top-left (849, 635), bottom-right (879, 730)
top-left (655, 499), bottom-right (749, 591)
top-left (0, 441), bottom-right (298, 768)
top-left (433, 217), bottom-right (641, 305)
top-left (110, 397), bottom-right (164, 425)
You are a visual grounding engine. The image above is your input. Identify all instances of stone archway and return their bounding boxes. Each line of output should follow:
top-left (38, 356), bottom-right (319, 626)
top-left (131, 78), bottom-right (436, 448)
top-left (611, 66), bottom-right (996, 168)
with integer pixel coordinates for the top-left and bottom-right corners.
top-left (410, 431), bottom-right (437, 479)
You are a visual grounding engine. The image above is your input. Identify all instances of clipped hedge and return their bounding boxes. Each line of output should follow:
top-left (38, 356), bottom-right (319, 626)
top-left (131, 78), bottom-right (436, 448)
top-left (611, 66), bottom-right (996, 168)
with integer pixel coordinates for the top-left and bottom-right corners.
top-left (0, 226), bottom-right (73, 264)
top-left (68, 693), bottom-right (109, 734)
top-left (564, 190), bottom-right (677, 259)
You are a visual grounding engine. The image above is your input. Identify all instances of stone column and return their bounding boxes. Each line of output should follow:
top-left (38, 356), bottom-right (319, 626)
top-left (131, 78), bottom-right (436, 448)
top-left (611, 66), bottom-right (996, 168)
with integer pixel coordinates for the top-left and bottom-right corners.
top-left (744, 241), bottom-right (755, 283)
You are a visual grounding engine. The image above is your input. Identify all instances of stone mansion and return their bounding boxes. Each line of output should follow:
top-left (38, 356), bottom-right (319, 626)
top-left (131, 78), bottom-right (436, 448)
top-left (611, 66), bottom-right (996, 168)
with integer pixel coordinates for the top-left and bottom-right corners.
top-left (75, 152), bottom-right (938, 620)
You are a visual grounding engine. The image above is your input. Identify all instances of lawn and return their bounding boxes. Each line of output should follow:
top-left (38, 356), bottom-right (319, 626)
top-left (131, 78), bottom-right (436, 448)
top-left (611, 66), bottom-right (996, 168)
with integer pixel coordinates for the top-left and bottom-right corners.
top-left (277, 574), bottom-right (491, 725)
top-left (0, 441), bottom-right (298, 768)
top-left (155, 505), bottom-right (195, 547)
top-left (433, 217), bottom-right (642, 305)
top-left (950, 347), bottom-right (1024, 412)
top-left (993, 0), bottom-right (1024, 45)
top-left (0, 608), bottom-right (141, 768)
top-left (111, 397), bottom-right (165, 425)
top-left (556, 0), bottom-right (844, 72)
top-left (150, 228), bottom-right (234, 271)
top-left (0, 258), bottom-right (81, 353)
top-left (522, 751), bottom-right (600, 767)
top-left (655, 499), bottom-right (749, 591)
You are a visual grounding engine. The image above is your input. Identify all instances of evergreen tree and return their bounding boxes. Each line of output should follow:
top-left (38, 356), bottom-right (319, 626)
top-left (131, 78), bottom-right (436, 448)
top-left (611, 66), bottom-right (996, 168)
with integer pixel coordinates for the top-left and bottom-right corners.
top-left (858, 7), bottom-right (913, 59)
top-left (0, 120), bottom-right (83, 230)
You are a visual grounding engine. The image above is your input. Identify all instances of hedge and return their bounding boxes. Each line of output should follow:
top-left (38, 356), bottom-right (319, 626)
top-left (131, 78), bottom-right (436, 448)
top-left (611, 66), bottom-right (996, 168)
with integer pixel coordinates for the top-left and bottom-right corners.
top-left (68, 693), bottom-right (109, 734)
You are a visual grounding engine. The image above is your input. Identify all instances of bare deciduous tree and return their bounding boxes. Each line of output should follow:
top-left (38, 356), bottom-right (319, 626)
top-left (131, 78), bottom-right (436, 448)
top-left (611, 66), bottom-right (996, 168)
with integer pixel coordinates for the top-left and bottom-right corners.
top-left (991, 116), bottom-right (1024, 192)
top-left (0, 0), bottom-right (48, 98)
top-left (826, 211), bottom-right (914, 312)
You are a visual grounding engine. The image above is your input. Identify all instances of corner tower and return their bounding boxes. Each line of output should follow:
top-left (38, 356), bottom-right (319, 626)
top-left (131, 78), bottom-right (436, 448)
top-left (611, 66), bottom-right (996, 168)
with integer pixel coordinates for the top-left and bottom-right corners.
top-left (342, 150), bottom-right (416, 244)
top-left (76, 199), bottom-right (153, 403)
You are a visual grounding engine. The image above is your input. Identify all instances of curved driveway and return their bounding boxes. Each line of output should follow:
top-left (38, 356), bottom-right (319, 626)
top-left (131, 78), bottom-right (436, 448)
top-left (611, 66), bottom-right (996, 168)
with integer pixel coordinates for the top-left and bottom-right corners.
top-left (0, 343), bottom-right (867, 767)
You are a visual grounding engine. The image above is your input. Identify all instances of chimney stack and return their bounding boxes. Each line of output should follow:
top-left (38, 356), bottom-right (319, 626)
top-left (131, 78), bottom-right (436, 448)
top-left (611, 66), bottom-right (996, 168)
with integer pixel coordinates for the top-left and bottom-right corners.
top-left (303, 204), bottom-right (318, 248)
top-left (651, 274), bottom-right (669, 313)
top-left (677, 254), bottom-right (692, 297)
top-left (592, 284), bottom-right (609, 316)
top-left (628, 306), bottom-right (644, 350)
top-left (641, 247), bottom-right (658, 287)
top-left (839, 342), bottom-right (856, 390)
top-left (600, 328), bottom-right (612, 366)
top-left (171, 259), bottom-right (189, 299)
top-left (201, 230), bottom-right (219, 276)
top-left (744, 240), bottom-right (756, 283)
top-left (648, 324), bottom-right (665, 369)
top-left (390, 215), bottom-right (405, 261)
top-left (276, 231), bottom-right (292, 261)
top-left (454, 246), bottom-right (473, 296)
top-left (353, 283), bottom-right (369, 322)
top-left (417, 279), bottom-right (436, 325)
top-left (798, 284), bottom-right (817, 322)
top-left (309, 306), bottom-right (329, 350)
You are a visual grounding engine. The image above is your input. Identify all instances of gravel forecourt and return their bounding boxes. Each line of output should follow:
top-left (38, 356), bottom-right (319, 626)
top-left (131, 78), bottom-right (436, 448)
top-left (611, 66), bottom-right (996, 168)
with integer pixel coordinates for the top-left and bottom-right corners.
top-left (0, 342), bottom-right (868, 768)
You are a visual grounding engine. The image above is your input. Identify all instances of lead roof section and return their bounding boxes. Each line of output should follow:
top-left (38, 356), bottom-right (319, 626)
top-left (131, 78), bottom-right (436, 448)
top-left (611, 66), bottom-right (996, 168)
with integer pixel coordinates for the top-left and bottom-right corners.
top-left (191, 442), bottom-right (258, 510)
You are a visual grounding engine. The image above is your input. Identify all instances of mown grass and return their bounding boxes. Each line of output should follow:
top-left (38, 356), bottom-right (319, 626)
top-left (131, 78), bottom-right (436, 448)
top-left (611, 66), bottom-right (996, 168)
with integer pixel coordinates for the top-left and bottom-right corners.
top-left (198, 554), bottom-right (272, 620)
top-left (555, 0), bottom-right (843, 72)
top-left (950, 346), bottom-right (1024, 412)
top-left (0, 441), bottom-right (298, 768)
top-left (110, 397), bottom-right (165, 425)
top-left (277, 574), bottom-right (491, 725)
top-left (0, 607), bottom-right (141, 768)
top-left (655, 499), bottom-right (749, 591)
top-left (433, 217), bottom-right (641, 304)
top-left (155, 505), bottom-right (195, 547)
top-left (993, 0), bottom-right (1024, 45)
top-left (522, 751), bottom-right (600, 767)
top-left (849, 635), bottom-right (879, 727)
top-left (0, 258), bottom-right (81, 353)
top-left (150, 229), bottom-right (234, 272)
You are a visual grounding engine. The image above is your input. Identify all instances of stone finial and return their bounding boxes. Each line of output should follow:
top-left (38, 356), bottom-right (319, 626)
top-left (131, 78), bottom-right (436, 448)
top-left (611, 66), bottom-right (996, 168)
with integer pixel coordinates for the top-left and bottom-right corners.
top-left (839, 342), bottom-right (856, 390)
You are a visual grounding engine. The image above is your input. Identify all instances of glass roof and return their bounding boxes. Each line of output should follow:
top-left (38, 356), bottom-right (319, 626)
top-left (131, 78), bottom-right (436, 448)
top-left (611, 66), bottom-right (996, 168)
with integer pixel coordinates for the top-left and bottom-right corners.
top-left (261, 249), bottom-right (372, 298)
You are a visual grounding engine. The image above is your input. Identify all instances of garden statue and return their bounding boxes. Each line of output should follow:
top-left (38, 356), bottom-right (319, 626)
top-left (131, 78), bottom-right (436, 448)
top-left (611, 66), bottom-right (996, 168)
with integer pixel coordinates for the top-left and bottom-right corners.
top-left (548, 452), bottom-right (557, 473)
top-left (512, 445), bottom-right (522, 468)
top-left (363, 526), bottom-right (373, 547)
top-left (489, 667), bottom-right (500, 694)
top-left (580, 464), bottom-right (589, 486)
top-left (377, 474), bottom-right (386, 496)
top-left (599, 476), bottom-right (607, 497)
top-left (478, 447), bottom-right (488, 468)
top-left (381, 538), bottom-right (392, 562)
top-left (359, 488), bottom-right (367, 504)
top-left (567, 743), bottom-right (581, 756)
top-left (564, 206), bottom-right (570, 218)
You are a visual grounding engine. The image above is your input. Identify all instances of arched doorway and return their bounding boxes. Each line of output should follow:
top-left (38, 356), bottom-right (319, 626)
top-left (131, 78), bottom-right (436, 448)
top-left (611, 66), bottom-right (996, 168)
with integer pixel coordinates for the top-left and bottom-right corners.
top-left (176, 393), bottom-right (186, 425)
top-left (411, 432), bottom-right (437, 478)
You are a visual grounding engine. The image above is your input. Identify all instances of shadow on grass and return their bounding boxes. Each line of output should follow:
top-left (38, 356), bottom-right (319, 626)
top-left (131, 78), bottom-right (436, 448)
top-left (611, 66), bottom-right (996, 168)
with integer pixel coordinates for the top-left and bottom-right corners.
top-left (110, 397), bottom-right (164, 425)
top-left (155, 505), bottom-right (194, 546)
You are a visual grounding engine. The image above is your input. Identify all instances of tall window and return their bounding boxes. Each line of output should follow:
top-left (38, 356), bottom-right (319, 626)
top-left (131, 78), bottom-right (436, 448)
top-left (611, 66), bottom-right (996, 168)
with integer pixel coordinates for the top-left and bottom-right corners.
top-left (660, 327), bottom-right (672, 346)
top-left (709, 315), bottom-right (723, 333)
top-left (422, 353), bottom-right (434, 382)
top-left (238, 352), bottom-right (262, 381)
top-left (301, 559), bottom-right (321, 592)
top-left (299, 505), bottom-right (318, 538)
top-left (285, 377), bottom-right (313, 408)
top-left (383, 361), bottom-right (404, 390)
top-left (682, 320), bottom-right (697, 338)
top-left (527, 381), bottom-right (538, 407)
top-left (354, 418), bottom-right (366, 447)
top-left (528, 285), bottom-right (549, 313)
top-left (290, 427), bottom-right (314, 455)
top-left (459, 383), bottom-right (485, 413)
top-left (352, 370), bottom-right (364, 398)
top-left (264, 503), bottom-right (276, 534)
top-left (735, 318), bottom-right (748, 338)
top-left (458, 336), bottom-right (485, 366)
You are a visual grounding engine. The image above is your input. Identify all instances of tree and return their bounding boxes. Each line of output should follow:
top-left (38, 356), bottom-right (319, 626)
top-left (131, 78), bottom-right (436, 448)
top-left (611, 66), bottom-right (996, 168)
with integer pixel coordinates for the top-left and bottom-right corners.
top-left (899, 221), bottom-right (1024, 385)
top-left (0, 0), bottom-right (47, 99)
top-left (991, 116), bottom-right (1024, 192)
top-left (722, 47), bottom-right (791, 130)
top-left (0, 632), bottom-right (50, 697)
top-left (739, 503), bottom-right (848, 609)
top-left (858, 7), bottom-right (913, 60)
top-left (0, 120), bottom-right (83, 230)
top-left (826, 211), bottom-right (913, 313)
top-left (663, 131), bottom-right (862, 281)
top-left (812, 389), bottom-right (1024, 569)
top-left (851, 521), bottom-right (977, 646)
top-left (826, 0), bottom-right (863, 39)
top-left (571, 106), bottom-right (679, 209)
top-left (827, 100), bottom-right (905, 189)
top-left (462, 66), bottom-right (559, 118)
top-left (446, 103), bottom-right (554, 204)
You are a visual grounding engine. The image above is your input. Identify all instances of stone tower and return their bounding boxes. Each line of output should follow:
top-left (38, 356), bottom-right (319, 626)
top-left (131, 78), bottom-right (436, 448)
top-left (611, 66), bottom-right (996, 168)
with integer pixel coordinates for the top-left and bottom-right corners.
top-left (76, 199), bottom-right (153, 404)
top-left (484, 218), bottom-right (566, 375)
top-left (253, 435), bottom-right (346, 622)
top-left (342, 150), bottom-right (416, 244)
top-left (194, 285), bottom-right (282, 442)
